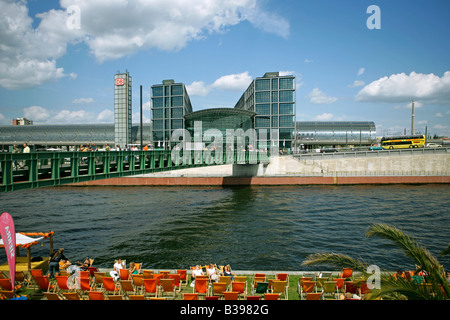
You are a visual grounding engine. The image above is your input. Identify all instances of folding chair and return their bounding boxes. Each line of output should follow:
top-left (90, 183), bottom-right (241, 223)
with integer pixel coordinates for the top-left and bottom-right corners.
top-left (224, 291), bottom-right (239, 300)
top-left (231, 281), bottom-right (247, 299)
top-left (276, 273), bottom-right (289, 282)
top-left (211, 282), bottom-right (228, 298)
top-left (272, 280), bottom-right (288, 300)
top-left (219, 276), bottom-right (232, 289)
top-left (306, 292), bottom-right (323, 300)
top-left (160, 278), bottom-right (177, 299)
top-left (177, 270), bottom-right (187, 286)
top-left (55, 276), bottom-right (73, 294)
top-left (143, 270), bottom-right (154, 279)
top-left (299, 281), bottom-right (316, 300)
top-left (35, 275), bottom-right (56, 292)
top-left (334, 278), bottom-right (346, 294)
top-left (63, 292), bottom-right (83, 300)
top-left (252, 281), bottom-right (269, 296)
top-left (322, 281), bottom-right (339, 299)
top-left (93, 272), bottom-right (105, 289)
top-left (88, 291), bottom-right (105, 300)
top-left (246, 295), bottom-right (260, 300)
top-left (193, 278), bottom-right (208, 297)
top-left (341, 268), bottom-right (353, 280)
top-left (0, 279), bottom-right (13, 291)
top-left (264, 293), bottom-right (279, 300)
top-left (87, 267), bottom-right (99, 278)
top-left (205, 296), bottom-right (219, 300)
top-left (108, 295), bottom-right (124, 300)
top-left (119, 268), bottom-right (130, 281)
top-left (234, 276), bottom-right (247, 283)
top-left (168, 273), bottom-right (181, 292)
top-left (102, 276), bottom-right (119, 296)
top-left (132, 274), bottom-right (145, 294)
top-left (183, 293), bottom-right (198, 300)
top-left (119, 280), bottom-right (136, 297)
top-left (143, 278), bottom-right (158, 298)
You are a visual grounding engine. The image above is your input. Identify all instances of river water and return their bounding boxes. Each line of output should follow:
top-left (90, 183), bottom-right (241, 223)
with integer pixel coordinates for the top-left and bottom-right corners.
top-left (1, 184), bottom-right (449, 272)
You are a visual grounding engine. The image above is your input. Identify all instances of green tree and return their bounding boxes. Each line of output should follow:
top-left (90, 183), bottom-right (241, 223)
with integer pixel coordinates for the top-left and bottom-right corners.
top-left (302, 223), bottom-right (449, 300)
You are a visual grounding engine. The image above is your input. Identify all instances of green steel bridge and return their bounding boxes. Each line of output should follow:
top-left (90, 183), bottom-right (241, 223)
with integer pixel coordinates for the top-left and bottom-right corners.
top-left (0, 150), bottom-right (270, 192)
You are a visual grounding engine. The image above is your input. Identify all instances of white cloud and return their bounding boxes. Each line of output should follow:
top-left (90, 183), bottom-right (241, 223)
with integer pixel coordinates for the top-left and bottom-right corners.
top-left (0, 0), bottom-right (80, 90)
top-left (211, 71), bottom-right (253, 91)
top-left (24, 106), bottom-right (51, 122)
top-left (314, 113), bottom-right (334, 121)
top-left (357, 68), bottom-right (365, 76)
top-left (244, 4), bottom-right (290, 39)
top-left (73, 98), bottom-right (94, 104)
top-left (348, 80), bottom-right (365, 88)
top-left (394, 101), bottom-right (424, 109)
top-left (307, 88), bottom-right (338, 104)
top-left (1, 0), bottom-right (289, 89)
top-left (356, 71), bottom-right (450, 103)
top-left (435, 112), bottom-right (444, 118)
top-left (186, 81), bottom-right (211, 96)
top-left (97, 109), bottom-right (114, 123)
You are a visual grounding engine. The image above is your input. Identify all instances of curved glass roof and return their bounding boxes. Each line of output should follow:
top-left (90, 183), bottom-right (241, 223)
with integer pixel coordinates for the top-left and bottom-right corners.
top-left (185, 108), bottom-right (256, 138)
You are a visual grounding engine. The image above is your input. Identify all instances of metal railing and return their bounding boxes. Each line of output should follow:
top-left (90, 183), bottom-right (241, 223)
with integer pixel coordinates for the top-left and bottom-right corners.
top-left (0, 150), bottom-right (270, 192)
top-left (294, 146), bottom-right (449, 160)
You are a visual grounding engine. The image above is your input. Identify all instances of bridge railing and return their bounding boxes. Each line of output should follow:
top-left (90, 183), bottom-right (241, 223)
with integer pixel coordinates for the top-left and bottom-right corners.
top-left (0, 149), bottom-right (270, 192)
top-left (294, 146), bottom-right (449, 160)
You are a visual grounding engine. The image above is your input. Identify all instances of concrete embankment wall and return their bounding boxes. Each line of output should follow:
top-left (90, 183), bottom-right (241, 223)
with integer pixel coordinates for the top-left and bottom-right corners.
top-left (71, 152), bottom-right (450, 186)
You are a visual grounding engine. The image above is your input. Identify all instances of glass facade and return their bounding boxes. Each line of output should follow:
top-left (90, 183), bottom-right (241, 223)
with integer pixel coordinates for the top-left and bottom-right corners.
top-left (184, 108), bottom-right (256, 148)
top-left (235, 72), bottom-right (296, 150)
top-left (151, 80), bottom-right (192, 148)
top-left (114, 71), bottom-right (132, 148)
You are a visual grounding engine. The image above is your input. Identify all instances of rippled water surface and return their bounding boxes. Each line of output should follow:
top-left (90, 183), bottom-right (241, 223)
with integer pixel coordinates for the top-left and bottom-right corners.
top-left (1, 184), bottom-right (449, 271)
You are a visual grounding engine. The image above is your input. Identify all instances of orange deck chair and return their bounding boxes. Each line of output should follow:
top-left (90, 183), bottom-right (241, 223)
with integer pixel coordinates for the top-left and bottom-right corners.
top-left (341, 268), bottom-right (353, 280)
top-left (224, 291), bottom-right (239, 300)
top-left (306, 292), bottom-right (323, 300)
top-left (177, 270), bottom-right (188, 286)
top-left (102, 276), bottom-right (119, 296)
top-left (264, 293), bottom-right (279, 300)
top-left (88, 291), bottom-right (105, 300)
top-left (143, 278), bottom-right (158, 298)
top-left (193, 278), bottom-right (208, 296)
top-left (183, 293), bottom-right (198, 300)
top-left (160, 278), bottom-right (177, 299)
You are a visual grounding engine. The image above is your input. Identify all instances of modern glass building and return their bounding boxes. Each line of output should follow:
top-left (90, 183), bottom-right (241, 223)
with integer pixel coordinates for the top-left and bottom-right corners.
top-left (234, 72), bottom-right (296, 150)
top-left (295, 121), bottom-right (377, 148)
top-left (114, 71), bottom-right (132, 148)
top-left (151, 80), bottom-right (193, 149)
top-left (184, 108), bottom-right (256, 149)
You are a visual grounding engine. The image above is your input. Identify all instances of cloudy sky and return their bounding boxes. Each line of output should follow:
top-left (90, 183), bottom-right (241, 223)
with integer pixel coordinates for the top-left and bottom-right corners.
top-left (0, 0), bottom-right (449, 137)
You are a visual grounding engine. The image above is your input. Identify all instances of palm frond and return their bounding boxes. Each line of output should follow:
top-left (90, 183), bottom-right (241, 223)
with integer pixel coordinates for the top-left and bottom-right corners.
top-left (302, 252), bottom-right (368, 272)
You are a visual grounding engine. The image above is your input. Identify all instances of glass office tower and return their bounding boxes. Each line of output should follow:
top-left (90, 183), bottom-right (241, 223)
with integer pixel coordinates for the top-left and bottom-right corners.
top-left (235, 72), bottom-right (296, 151)
top-left (114, 71), bottom-right (132, 149)
top-left (151, 80), bottom-right (193, 149)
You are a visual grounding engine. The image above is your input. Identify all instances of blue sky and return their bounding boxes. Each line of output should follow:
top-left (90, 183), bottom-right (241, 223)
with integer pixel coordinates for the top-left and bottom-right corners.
top-left (1, 0), bottom-right (449, 137)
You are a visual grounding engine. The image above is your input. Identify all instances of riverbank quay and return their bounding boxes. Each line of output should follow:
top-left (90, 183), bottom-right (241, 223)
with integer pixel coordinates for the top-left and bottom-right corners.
top-left (67, 152), bottom-right (450, 187)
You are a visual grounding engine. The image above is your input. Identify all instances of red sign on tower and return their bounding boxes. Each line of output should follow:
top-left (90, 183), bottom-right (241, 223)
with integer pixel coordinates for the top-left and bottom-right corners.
top-left (115, 78), bottom-right (124, 86)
